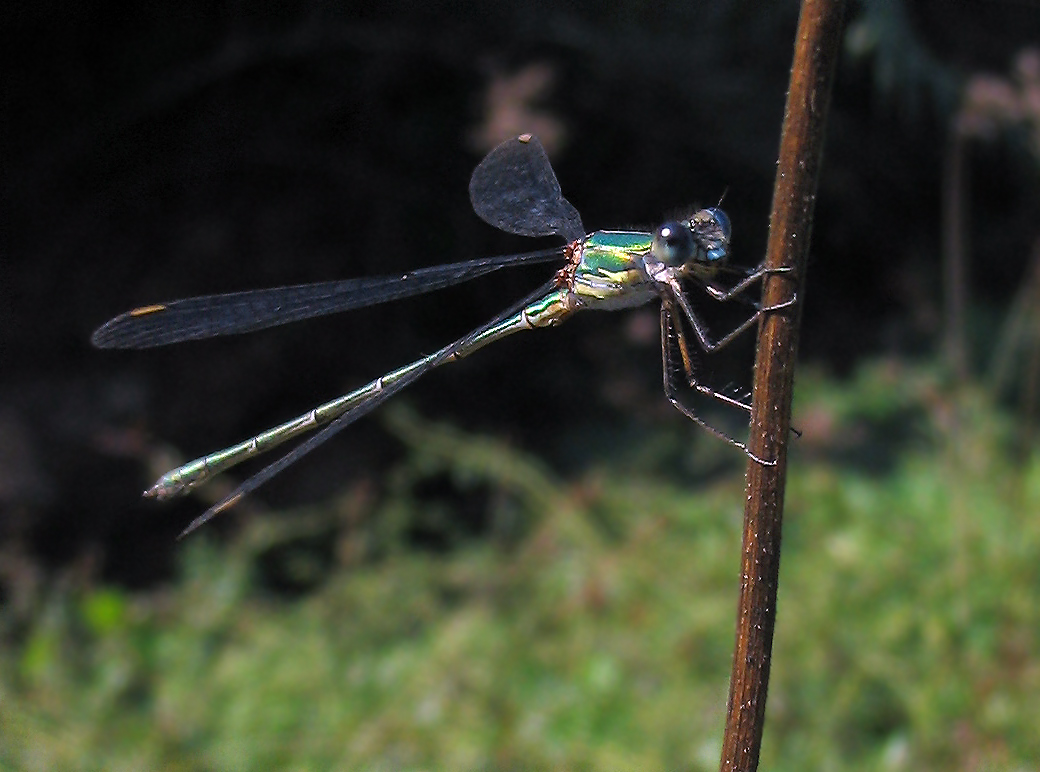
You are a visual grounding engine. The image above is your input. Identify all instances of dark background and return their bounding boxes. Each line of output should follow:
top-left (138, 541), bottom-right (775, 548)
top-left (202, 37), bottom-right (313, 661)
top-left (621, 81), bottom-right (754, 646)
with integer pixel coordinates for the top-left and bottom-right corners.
top-left (4, 1), bottom-right (1039, 587)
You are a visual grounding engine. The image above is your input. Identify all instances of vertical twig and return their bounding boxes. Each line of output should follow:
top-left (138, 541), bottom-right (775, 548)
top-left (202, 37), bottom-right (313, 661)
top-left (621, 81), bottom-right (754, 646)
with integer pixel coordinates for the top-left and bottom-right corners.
top-left (943, 128), bottom-right (970, 381)
top-left (989, 237), bottom-right (1040, 447)
top-left (718, 2), bottom-right (845, 770)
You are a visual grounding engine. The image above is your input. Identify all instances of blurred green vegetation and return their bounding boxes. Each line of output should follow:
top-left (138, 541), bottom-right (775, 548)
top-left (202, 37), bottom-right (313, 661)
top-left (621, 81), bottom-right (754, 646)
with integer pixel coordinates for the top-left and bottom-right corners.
top-left (2, 360), bottom-right (1037, 771)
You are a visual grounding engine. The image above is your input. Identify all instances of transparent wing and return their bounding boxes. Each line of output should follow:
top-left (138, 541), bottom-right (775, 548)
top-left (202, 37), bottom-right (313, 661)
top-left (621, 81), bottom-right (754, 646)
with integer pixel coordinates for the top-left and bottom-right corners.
top-left (91, 247), bottom-right (563, 349)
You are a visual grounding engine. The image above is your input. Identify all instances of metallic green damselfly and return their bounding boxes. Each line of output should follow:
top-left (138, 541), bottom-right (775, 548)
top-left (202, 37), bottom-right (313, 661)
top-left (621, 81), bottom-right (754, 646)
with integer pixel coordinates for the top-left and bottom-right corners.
top-left (93, 135), bottom-right (793, 537)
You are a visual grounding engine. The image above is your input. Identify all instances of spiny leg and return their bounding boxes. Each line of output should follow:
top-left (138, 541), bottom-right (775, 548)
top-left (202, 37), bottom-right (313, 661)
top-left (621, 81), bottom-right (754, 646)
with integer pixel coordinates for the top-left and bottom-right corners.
top-left (671, 299), bottom-right (805, 441)
top-left (667, 267), bottom-right (797, 354)
top-left (701, 263), bottom-right (795, 302)
top-left (659, 304), bottom-right (776, 466)
top-left (668, 300), bottom-right (752, 416)
top-left (671, 278), bottom-right (805, 443)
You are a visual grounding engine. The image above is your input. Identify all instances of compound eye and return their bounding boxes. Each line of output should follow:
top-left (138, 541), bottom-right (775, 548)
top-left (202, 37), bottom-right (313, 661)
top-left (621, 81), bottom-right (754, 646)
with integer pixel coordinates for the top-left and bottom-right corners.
top-left (704, 207), bottom-right (731, 241)
top-left (653, 221), bottom-right (694, 266)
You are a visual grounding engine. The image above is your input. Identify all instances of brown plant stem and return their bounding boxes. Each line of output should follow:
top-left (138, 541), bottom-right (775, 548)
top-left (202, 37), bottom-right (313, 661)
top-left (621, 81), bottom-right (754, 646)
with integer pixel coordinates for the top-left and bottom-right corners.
top-left (718, 1), bottom-right (845, 770)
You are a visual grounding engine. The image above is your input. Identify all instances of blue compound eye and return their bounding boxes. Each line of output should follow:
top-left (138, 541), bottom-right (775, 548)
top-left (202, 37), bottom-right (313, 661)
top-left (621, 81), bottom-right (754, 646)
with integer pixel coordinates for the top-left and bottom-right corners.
top-left (704, 207), bottom-right (731, 241)
top-left (653, 221), bottom-right (694, 266)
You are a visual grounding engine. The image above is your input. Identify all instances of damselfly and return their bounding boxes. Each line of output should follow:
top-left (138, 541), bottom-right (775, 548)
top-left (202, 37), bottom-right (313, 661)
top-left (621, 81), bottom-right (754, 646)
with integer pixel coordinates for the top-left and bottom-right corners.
top-left (93, 134), bottom-right (794, 537)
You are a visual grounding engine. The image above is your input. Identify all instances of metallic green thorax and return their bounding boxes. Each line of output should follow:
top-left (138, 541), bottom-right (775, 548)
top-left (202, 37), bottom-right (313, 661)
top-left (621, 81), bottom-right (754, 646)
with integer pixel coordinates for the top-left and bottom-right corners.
top-left (570, 231), bottom-right (657, 309)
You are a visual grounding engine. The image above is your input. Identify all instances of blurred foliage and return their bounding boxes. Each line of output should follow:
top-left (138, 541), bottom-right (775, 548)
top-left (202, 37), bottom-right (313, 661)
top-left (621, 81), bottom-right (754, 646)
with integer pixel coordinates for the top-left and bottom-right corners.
top-left (2, 361), bottom-right (1037, 771)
